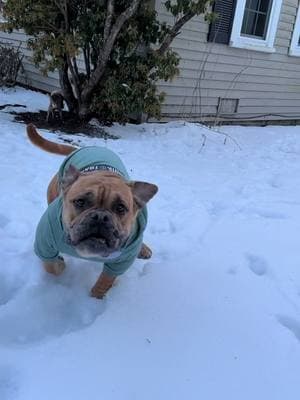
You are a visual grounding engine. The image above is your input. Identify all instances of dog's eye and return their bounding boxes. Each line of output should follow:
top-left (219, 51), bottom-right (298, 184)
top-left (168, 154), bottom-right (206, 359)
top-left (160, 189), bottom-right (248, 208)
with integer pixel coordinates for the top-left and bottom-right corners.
top-left (73, 198), bottom-right (85, 208)
top-left (114, 203), bottom-right (127, 215)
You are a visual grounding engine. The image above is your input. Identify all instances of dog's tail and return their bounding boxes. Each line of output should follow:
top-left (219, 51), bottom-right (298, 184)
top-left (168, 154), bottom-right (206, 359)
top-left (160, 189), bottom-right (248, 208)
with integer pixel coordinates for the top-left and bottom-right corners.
top-left (26, 123), bottom-right (76, 156)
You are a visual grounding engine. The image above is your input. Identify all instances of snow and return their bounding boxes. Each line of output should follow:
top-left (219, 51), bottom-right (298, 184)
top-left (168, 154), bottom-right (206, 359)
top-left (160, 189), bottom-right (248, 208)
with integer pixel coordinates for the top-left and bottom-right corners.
top-left (0, 86), bottom-right (300, 400)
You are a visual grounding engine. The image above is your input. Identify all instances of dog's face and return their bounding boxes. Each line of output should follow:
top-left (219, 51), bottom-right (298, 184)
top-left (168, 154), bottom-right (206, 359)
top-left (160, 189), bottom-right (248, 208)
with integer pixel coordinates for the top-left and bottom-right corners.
top-left (61, 165), bottom-right (158, 258)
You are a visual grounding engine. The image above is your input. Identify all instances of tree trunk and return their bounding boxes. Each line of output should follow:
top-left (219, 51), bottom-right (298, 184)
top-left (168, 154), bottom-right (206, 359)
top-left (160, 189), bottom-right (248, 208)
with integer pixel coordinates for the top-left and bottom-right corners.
top-left (78, 102), bottom-right (90, 120)
top-left (80, 61), bottom-right (106, 117)
top-left (59, 60), bottom-right (78, 114)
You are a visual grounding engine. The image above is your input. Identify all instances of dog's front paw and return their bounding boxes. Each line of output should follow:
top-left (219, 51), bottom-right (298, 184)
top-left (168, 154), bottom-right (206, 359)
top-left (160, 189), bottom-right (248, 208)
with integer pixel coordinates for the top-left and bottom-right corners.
top-left (138, 243), bottom-right (152, 259)
top-left (43, 257), bottom-right (66, 276)
top-left (90, 272), bottom-right (116, 299)
top-left (90, 286), bottom-right (105, 299)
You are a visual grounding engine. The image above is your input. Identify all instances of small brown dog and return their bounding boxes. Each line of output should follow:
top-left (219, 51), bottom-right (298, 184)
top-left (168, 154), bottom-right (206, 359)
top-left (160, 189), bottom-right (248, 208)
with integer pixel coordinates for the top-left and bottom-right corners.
top-left (27, 124), bottom-right (158, 298)
top-left (46, 90), bottom-right (64, 122)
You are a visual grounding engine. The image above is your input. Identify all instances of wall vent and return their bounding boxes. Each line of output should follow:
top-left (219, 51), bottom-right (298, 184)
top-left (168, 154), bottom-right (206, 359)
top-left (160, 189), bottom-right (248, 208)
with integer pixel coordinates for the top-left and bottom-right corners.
top-left (217, 98), bottom-right (239, 114)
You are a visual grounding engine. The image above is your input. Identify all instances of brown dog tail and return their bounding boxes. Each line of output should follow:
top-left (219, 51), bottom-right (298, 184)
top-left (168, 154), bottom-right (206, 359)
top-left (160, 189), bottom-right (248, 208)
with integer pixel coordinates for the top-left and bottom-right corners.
top-left (26, 123), bottom-right (77, 156)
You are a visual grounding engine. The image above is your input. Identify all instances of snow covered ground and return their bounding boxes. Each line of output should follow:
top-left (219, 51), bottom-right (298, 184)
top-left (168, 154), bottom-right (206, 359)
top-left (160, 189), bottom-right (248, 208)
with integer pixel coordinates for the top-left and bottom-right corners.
top-left (0, 86), bottom-right (300, 400)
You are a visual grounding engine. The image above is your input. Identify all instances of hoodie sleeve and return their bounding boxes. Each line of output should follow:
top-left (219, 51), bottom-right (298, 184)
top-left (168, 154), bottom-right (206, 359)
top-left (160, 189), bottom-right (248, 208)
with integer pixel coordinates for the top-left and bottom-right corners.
top-left (103, 254), bottom-right (138, 277)
top-left (34, 209), bottom-right (60, 261)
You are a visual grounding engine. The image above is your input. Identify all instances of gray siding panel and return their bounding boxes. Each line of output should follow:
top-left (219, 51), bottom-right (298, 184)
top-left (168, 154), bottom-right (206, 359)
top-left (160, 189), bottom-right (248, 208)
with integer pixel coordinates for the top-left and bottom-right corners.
top-left (159, 78), bottom-right (300, 93)
top-left (163, 96), bottom-right (300, 109)
top-left (0, 30), bottom-right (60, 92)
top-left (156, 0), bottom-right (300, 121)
top-left (161, 87), bottom-right (300, 99)
top-left (281, 3), bottom-right (297, 16)
top-left (176, 67), bottom-right (300, 82)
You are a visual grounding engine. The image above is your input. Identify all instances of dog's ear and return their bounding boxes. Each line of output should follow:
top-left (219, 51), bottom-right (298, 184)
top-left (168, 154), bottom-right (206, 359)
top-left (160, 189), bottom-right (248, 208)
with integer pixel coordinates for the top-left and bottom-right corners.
top-left (61, 164), bottom-right (81, 191)
top-left (129, 181), bottom-right (158, 209)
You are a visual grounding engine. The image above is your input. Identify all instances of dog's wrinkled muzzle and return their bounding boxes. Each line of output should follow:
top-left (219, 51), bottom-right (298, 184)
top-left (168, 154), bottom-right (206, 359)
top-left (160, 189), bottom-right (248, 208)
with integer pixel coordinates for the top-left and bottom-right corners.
top-left (67, 210), bottom-right (123, 256)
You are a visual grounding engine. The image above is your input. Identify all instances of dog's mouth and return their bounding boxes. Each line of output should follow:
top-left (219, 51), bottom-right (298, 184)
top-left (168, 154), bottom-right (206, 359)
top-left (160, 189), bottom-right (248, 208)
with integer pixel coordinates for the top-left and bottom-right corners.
top-left (79, 232), bottom-right (111, 247)
top-left (73, 226), bottom-right (119, 245)
top-left (67, 228), bottom-right (121, 257)
top-left (77, 234), bottom-right (116, 251)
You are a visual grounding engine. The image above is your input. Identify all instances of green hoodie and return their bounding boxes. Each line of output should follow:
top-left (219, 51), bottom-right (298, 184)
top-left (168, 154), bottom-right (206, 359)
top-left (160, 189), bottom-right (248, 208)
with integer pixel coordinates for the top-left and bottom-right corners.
top-left (34, 146), bottom-right (147, 277)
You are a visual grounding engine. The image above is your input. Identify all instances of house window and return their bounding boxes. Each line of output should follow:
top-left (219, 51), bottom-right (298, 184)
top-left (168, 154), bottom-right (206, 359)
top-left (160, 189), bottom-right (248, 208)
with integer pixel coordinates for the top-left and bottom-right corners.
top-left (241, 0), bottom-right (273, 39)
top-left (289, 5), bottom-right (300, 57)
top-left (230, 0), bottom-right (283, 52)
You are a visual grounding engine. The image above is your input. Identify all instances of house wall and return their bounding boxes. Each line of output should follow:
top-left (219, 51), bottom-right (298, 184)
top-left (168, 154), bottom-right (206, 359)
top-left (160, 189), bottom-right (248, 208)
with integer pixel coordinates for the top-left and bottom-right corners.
top-left (0, 30), bottom-right (60, 92)
top-left (0, 1), bottom-right (299, 123)
top-left (155, 0), bottom-right (300, 122)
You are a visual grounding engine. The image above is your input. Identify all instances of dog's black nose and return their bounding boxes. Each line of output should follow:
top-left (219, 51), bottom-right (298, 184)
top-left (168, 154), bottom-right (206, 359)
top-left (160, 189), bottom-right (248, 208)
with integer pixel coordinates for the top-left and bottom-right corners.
top-left (91, 211), bottom-right (112, 225)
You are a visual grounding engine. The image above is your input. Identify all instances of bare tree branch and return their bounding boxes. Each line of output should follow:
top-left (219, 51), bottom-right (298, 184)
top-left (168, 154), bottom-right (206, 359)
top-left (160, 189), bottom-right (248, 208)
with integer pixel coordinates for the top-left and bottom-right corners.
top-left (198, 123), bottom-right (242, 150)
top-left (66, 55), bottom-right (81, 103)
top-left (83, 45), bottom-right (91, 79)
top-left (0, 41), bottom-right (24, 87)
top-left (54, 0), bottom-right (69, 31)
top-left (156, 10), bottom-right (195, 56)
top-left (101, 0), bottom-right (141, 64)
top-left (103, 0), bottom-right (114, 42)
top-left (72, 56), bottom-right (79, 77)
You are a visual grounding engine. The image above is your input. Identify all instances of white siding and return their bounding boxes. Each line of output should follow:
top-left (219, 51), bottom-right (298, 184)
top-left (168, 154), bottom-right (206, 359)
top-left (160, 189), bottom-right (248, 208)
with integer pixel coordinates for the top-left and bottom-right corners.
top-left (155, 0), bottom-right (300, 122)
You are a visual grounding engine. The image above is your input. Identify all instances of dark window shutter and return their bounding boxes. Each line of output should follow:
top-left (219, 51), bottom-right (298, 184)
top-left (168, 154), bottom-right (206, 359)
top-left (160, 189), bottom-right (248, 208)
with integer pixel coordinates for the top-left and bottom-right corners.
top-left (208, 0), bottom-right (237, 44)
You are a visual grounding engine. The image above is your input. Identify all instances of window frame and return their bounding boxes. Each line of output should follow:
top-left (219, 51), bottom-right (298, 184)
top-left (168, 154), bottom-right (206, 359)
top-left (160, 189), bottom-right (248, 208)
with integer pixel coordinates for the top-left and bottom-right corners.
top-left (230, 0), bottom-right (283, 53)
top-left (289, 5), bottom-right (300, 57)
